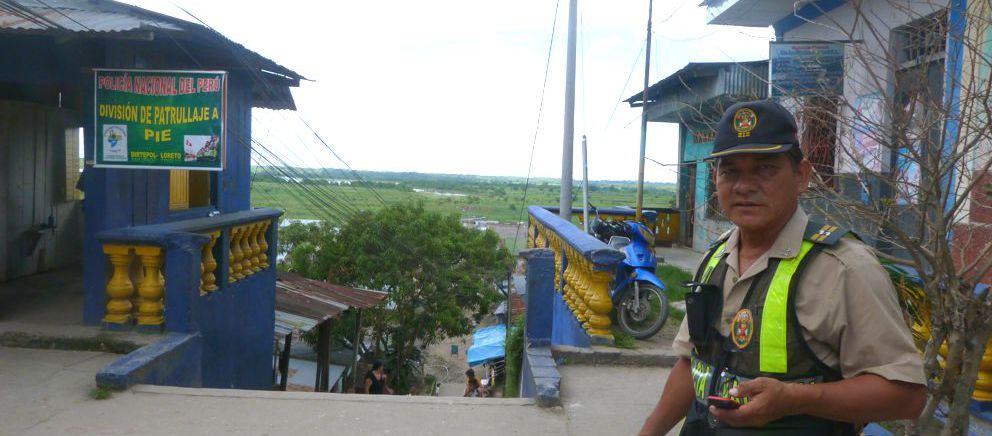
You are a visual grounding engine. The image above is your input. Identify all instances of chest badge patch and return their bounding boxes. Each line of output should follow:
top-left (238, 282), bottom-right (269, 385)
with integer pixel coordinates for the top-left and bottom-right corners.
top-left (731, 309), bottom-right (754, 349)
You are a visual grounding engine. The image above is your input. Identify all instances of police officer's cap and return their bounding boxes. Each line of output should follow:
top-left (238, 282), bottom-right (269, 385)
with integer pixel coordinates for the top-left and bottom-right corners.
top-left (709, 100), bottom-right (800, 159)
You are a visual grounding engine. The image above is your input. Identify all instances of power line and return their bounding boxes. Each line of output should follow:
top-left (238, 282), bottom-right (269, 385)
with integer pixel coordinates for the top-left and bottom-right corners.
top-left (511, 0), bottom-right (561, 252)
top-left (605, 40), bottom-right (646, 131)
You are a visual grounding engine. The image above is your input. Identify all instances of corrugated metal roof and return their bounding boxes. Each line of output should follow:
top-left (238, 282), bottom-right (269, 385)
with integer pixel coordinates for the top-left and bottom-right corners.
top-left (0, 0), bottom-right (305, 110)
top-left (278, 272), bottom-right (388, 309)
top-left (274, 272), bottom-right (387, 338)
top-left (0, 0), bottom-right (182, 32)
top-left (625, 60), bottom-right (768, 104)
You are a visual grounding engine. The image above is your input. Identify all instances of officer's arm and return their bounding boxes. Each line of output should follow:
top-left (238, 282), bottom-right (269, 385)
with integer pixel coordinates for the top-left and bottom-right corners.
top-left (786, 373), bottom-right (925, 422)
top-left (639, 357), bottom-right (695, 436)
top-left (710, 372), bottom-right (926, 426)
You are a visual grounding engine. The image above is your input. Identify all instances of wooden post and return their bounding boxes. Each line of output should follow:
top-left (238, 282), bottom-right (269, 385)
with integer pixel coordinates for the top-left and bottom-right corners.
top-left (279, 332), bottom-right (292, 391)
top-left (316, 320), bottom-right (331, 392)
top-left (351, 309), bottom-right (363, 393)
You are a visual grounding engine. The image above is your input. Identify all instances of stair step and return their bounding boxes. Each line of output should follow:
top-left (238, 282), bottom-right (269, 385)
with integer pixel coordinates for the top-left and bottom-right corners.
top-left (133, 385), bottom-right (536, 406)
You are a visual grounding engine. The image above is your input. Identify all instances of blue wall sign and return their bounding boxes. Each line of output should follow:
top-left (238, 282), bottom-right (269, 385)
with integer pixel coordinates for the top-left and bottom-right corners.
top-left (770, 42), bottom-right (844, 97)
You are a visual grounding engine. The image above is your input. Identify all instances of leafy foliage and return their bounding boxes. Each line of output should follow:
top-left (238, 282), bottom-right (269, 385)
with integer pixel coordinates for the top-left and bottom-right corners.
top-left (281, 203), bottom-right (514, 393)
top-left (503, 316), bottom-right (525, 398)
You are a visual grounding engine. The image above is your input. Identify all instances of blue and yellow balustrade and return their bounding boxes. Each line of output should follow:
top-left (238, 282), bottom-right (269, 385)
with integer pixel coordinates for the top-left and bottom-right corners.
top-left (97, 209), bottom-right (281, 331)
top-left (527, 206), bottom-right (625, 343)
top-left (540, 206), bottom-right (680, 246)
top-left (884, 262), bottom-right (992, 402)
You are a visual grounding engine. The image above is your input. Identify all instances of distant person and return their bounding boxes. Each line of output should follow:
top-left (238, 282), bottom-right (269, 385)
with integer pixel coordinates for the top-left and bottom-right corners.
top-left (364, 360), bottom-right (392, 395)
top-left (464, 368), bottom-right (481, 397)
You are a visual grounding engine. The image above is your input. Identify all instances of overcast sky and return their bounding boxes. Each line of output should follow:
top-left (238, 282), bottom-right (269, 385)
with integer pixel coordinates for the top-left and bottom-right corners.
top-left (124, 0), bottom-right (773, 182)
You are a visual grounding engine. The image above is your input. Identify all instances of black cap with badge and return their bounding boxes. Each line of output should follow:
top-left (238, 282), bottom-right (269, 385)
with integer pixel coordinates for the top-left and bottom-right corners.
top-left (709, 99), bottom-right (801, 159)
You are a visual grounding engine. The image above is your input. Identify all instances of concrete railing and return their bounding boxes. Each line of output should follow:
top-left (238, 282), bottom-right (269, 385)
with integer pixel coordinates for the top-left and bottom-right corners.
top-left (97, 208), bottom-right (281, 332)
top-left (526, 206), bottom-right (624, 344)
top-left (94, 208), bottom-right (282, 390)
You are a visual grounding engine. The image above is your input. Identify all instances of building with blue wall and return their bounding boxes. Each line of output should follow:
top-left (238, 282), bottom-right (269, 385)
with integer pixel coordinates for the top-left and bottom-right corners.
top-left (0, 0), bottom-right (304, 390)
top-left (626, 61), bottom-right (767, 251)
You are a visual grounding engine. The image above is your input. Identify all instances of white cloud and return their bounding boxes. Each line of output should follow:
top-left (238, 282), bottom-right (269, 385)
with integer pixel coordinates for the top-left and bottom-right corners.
top-left (123, 0), bottom-right (773, 182)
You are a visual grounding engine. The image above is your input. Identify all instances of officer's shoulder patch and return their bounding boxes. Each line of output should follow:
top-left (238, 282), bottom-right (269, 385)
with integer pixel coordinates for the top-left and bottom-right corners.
top-left (803, 221), bottom-right (851, 246)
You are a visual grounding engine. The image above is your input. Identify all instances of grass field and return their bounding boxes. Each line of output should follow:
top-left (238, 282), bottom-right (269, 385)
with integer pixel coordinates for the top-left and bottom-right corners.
top-left (250, 169), bottom-right (676, 224)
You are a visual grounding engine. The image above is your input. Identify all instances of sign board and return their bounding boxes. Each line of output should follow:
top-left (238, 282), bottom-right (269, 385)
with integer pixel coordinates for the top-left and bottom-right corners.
top-left (94, 69), bottom-right (227, 170)
top-left (769, 42), bottom-right (844, 98)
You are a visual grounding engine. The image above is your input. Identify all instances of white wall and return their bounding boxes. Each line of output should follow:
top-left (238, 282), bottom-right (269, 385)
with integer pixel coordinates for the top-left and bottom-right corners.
top-left (780, 1), bottom-right (947, 175)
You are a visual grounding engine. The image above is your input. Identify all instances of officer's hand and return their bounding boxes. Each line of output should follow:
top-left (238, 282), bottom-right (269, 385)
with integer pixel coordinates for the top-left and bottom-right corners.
top-left (708, 377), bottom-right (798, 428)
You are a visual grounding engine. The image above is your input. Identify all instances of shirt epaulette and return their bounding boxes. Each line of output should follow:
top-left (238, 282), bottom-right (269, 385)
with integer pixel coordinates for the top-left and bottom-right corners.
top-left (803, 221), bottom-right (850, 246)
top-left (708, 229), bottom-right (733, 250)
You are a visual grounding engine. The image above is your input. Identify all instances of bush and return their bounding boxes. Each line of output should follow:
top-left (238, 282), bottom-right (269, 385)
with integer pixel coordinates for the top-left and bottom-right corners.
top-left (503, 316), bottom-right (525, 398)
top-left (656, 264), bottom-right (692, 302)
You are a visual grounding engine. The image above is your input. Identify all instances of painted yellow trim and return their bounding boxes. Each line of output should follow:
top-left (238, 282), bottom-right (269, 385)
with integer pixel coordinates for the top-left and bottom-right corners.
top-left (709, 145), bottom-right (784, 157)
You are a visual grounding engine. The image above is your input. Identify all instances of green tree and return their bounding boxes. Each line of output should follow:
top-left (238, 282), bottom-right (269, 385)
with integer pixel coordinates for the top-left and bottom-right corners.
top-left (284, 203), bottom-right (514, 393)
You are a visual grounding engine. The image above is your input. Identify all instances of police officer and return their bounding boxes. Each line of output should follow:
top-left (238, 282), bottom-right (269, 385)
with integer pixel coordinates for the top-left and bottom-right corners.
top-left (638, 100), bottom-right (926, 435)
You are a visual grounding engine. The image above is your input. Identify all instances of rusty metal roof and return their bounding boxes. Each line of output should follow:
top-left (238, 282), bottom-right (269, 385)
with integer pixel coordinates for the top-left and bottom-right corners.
top-left (0, 0), bottom-right (183, 33)
top-left (0, 0), bottom-right (305, 110)
top-left (274, 272), bottom-right (387, 337)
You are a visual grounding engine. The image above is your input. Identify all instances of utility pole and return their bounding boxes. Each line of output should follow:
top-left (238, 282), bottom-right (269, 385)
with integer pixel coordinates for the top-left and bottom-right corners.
top-left (635, 0), bottom-right (654, 222)
top-left (582, 135), bottom-right (590, 232)
top-left (559, 0), bottom-right (578, 222)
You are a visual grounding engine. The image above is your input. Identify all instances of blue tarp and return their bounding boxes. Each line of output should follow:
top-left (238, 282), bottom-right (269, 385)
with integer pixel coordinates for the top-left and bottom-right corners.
top-left (467, 325), bottom-right (507, 367)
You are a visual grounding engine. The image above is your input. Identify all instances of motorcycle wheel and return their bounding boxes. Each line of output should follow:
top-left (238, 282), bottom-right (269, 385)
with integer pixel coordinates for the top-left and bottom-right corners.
top-left (617, 282), bottom-right (669, 340)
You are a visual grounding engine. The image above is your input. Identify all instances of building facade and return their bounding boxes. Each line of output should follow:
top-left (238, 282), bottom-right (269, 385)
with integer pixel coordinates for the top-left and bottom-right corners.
top-left (627, 61), bottom-right (767, 252)
top-left (0, 0), bottom-right (304, 389)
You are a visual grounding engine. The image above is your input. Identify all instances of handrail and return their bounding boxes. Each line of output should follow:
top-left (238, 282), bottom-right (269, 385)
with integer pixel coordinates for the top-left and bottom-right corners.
top-left (96, 208), bottom-right (282, 331)
top-left (527, 206), bottom-right (623, 344)
top-left (539, 206), bottom-right (659, 223)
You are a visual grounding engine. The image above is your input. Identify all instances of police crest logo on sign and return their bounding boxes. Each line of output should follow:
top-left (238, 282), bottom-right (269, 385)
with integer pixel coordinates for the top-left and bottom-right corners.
top-left (102, 125), bottom-right (128, 161)
top-left (733, 108), bottom-right (757, 138)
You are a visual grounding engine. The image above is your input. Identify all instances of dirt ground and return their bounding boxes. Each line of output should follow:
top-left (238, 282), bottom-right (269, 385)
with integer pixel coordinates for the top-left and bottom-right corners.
top-left (489, 223), bottom-right (528, 252)
top-left (423, 333), bottom-right (477, 397)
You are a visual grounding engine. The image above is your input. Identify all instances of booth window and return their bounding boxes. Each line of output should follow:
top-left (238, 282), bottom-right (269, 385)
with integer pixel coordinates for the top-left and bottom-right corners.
top-left (64, 127), bottom-right (83, 201)
top-left (169, 170), bottom-right (213, 210)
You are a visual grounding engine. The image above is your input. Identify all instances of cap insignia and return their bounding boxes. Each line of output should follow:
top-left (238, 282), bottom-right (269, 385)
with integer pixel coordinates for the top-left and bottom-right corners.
top-left (733, 108), bottom-right (757, 138)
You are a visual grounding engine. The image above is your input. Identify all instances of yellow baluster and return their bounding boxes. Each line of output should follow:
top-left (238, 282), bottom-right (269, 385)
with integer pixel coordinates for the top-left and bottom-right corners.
top-left (565, 247), bottom-right (588, 325)
top-left (977, 340), bottom-right (992, 401)
top-left (575, 252), bottom-right (592, 327)
top-left (258, 221), bottom-right (270, 269)
top-left (579, 259), bottom-right (596, 328)
top-left (549, 233), bottom-right (562, 294)
top-left (102, 244), bottom-right (134, 325)
top-left (527, 218), bottom-right (536, 249)
top-left (201, 231), bottom-right (220, 293)
top-left (586, 270), bottom-right (615, 340)
top-left (563, 244), bottom-right (580, 312)
top-left (562, 246), bottom-right (576, 311)
top-left (230, 226), bottom-right (244, 282)
top-left (134, 246), bottom-right (165, 326)
top-left (247, 223), bottom-right (262, 272)
top-left (239, 224), bottom-right (254, 276)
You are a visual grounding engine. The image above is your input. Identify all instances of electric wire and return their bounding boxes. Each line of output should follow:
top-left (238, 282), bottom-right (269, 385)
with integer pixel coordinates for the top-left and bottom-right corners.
top-left (171, 3), bottom-right (391, 209)
top-left (511, 0), bottom-right (561, 252)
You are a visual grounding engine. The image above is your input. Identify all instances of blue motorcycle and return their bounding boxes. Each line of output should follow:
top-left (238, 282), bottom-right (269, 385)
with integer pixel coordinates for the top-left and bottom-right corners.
top-left (591, 209), bottom-right (670, 339)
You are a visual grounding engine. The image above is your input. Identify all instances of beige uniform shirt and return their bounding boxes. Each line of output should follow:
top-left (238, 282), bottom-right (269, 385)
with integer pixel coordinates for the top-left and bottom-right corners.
top-left (672, 207), bottom-right (926, 385)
